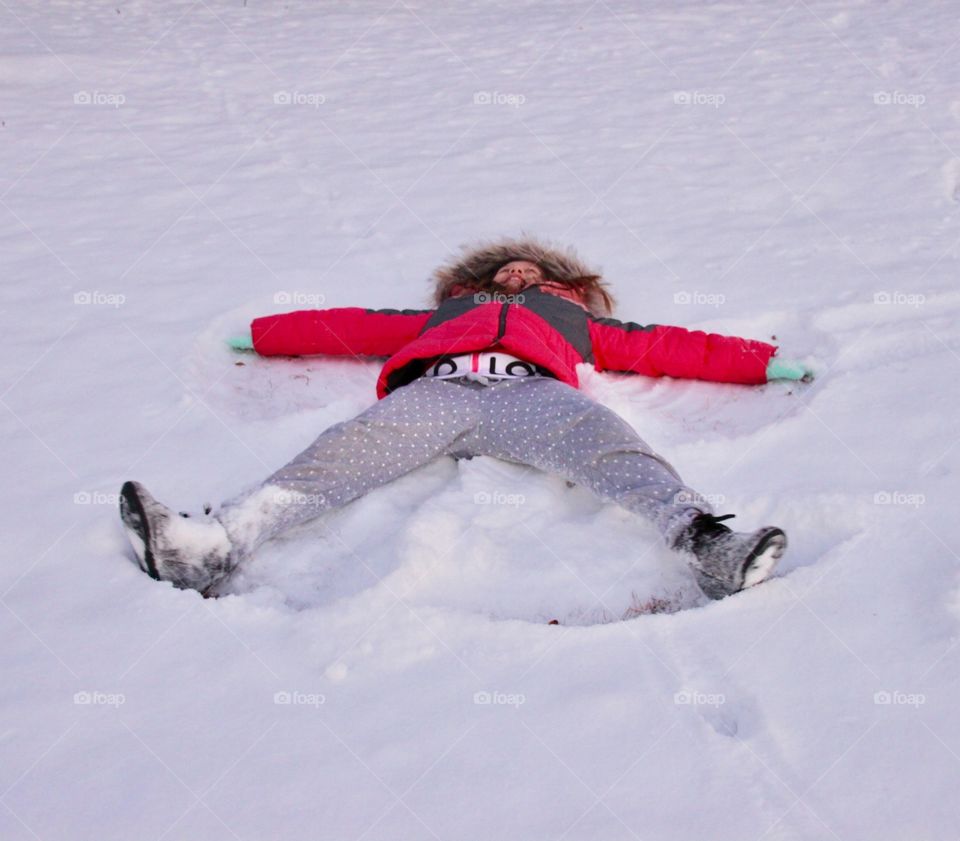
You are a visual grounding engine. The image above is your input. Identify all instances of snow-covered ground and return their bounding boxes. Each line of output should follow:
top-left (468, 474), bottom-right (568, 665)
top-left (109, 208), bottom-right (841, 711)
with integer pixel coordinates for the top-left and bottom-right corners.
top-left (2, 1), bottom-right (959, 838)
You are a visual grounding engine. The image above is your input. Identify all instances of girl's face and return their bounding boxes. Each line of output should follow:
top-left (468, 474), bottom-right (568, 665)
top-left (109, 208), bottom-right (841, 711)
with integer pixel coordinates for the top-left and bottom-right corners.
top-left (493, 260), bottom-right (545, 292)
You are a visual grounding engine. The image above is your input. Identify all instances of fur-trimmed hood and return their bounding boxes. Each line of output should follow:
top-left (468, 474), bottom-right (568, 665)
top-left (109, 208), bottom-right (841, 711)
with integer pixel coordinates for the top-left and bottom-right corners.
top-left (430, 236), bottom-right (615, 316)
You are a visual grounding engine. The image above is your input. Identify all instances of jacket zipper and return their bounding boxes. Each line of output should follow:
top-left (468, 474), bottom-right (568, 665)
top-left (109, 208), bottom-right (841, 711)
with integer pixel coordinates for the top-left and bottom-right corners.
top-left (476, 301), bottom-right (510, 352)
top-left (492, 301), bottom-right (509, 345)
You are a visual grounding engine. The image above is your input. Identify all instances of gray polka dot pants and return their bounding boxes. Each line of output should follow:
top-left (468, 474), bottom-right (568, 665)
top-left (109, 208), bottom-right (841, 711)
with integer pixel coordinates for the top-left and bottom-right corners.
top-left (216, 376), bottom-right (712, 558)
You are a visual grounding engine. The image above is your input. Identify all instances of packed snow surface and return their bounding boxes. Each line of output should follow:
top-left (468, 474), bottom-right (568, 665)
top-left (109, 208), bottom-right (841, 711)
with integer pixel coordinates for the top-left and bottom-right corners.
top-left (2, 1), bottom-right (959, 838)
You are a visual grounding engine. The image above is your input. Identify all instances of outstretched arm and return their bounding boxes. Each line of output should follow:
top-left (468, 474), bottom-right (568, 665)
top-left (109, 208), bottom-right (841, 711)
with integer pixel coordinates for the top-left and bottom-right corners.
top-left (588, 315), bottom-right (780, 385)
top-left (247, 307), bottom-right (434, 359)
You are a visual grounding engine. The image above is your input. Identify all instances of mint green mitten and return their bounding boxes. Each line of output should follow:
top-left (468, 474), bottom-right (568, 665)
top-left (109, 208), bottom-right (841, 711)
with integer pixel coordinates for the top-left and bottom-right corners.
top-left (767, 358), bottom-right (814, 382)
top-left (227, 333), bottom-right (254, 352)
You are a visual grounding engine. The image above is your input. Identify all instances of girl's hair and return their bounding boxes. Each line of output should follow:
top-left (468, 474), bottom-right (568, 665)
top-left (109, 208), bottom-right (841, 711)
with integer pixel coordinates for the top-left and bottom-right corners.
top-left (432, 237), bottom-right (617, 316)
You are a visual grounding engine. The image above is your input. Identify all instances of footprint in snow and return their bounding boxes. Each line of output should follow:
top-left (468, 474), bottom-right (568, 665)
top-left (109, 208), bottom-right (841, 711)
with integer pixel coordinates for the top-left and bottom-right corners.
top-left (698, 701), bottom-right (740, 738)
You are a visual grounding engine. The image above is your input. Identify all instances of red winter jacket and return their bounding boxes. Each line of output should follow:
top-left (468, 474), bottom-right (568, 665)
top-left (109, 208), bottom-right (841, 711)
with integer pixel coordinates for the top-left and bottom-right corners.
top-left (251, 286), bottom-right (777, 399)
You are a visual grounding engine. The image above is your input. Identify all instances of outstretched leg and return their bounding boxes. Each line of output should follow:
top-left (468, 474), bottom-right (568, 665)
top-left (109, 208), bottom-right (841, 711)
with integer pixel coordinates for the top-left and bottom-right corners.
top-left (218, 376), bottom-right (483, 558)
top-left (469, 378), bottom-right (785, 598)
top-left (121, 377), bottom-right (483, 590)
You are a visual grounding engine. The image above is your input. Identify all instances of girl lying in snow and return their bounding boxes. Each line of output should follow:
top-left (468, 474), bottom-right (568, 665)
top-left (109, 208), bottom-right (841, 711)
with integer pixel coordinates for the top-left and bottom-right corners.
top-left (119, 236), bottom-right (811, 601)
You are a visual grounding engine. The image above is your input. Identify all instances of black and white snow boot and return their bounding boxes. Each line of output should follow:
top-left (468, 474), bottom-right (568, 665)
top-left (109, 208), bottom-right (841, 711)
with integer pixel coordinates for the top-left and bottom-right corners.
top-left (119, 480), bottom-right (234, 594)
top-left (674, 513), bottom-right (786, 600)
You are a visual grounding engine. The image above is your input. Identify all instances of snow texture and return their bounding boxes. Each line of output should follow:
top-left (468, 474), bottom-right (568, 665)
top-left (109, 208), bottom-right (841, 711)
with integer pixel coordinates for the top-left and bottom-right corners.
top-left (1, 1), bottom-right (958, 839)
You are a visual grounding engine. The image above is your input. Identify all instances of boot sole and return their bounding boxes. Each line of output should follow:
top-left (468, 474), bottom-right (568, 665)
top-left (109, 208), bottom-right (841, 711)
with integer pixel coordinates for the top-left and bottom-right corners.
top-left (119, 481), bottom-right (160, 581)
top-left (741, 528), bottom-right (787, 590)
